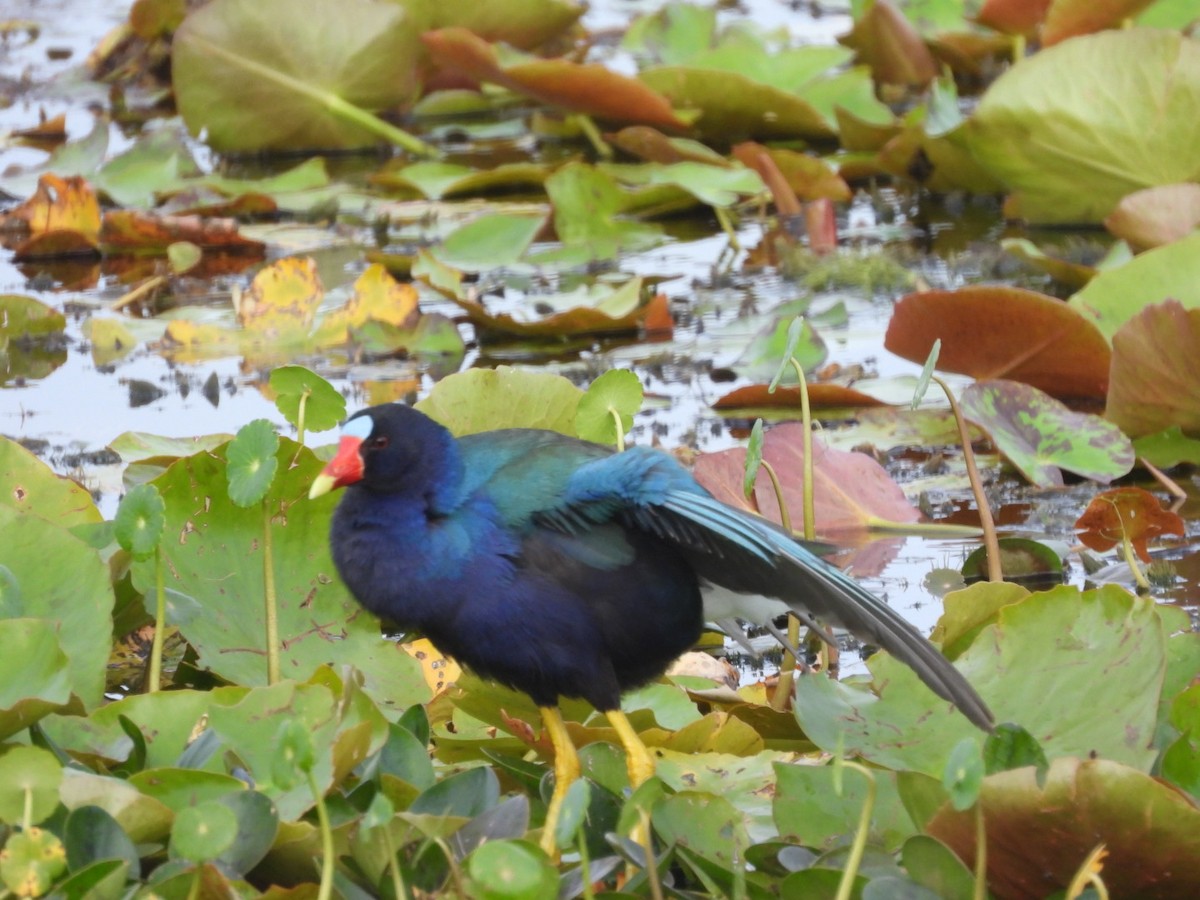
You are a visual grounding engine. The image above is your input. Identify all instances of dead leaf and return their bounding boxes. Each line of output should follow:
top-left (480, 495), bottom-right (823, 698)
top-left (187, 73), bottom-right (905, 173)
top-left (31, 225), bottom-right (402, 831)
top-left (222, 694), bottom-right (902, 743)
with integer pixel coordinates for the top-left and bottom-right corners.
top-left (235, 257), bottom-right (323, 334)
top-left (1075, 487), bottom-right (1184, 561)
top-left (1104, 183), bottom-right (1200, 250)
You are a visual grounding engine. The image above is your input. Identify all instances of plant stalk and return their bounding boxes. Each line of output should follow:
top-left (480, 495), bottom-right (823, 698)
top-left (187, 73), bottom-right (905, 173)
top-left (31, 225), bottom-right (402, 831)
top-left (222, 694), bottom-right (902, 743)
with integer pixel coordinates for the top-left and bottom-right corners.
top-left (148, 549), bottom-right (166, 693)
top-left (263, 502), bottom-right (281, 685)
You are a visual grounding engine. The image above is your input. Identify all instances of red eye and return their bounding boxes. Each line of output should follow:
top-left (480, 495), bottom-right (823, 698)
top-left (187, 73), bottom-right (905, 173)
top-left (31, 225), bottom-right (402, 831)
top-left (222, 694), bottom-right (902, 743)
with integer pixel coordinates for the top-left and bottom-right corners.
top-left (368, 435), bottom-right (389, 450)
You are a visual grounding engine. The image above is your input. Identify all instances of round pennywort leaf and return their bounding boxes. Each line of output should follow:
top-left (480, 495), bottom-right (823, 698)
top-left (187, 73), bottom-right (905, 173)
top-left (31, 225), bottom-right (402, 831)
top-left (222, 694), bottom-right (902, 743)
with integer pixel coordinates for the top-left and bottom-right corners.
top-left (0, 747), bottom-right (63, 827)
top-left (170, 802), bottom-right (239, 863)
top-left (114, 483), bottom-right (166, 558)
top-left (466, 840), bottom-right (557, 900)
top-left (575, 369), bottom-right (643, 444)
top-left (269, 366), bottom-right (346, 433)
top-left (226, 419), bottom-right (279, 507)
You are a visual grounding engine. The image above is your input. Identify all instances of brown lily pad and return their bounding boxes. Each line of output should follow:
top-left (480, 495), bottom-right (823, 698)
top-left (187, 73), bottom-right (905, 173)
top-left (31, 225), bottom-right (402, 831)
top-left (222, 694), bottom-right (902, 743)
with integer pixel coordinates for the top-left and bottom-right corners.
top-left (928, 757), bottom-right (1200, 900)
top-left (712, 383), bottom-right (888, 412)
top-left (885, 286), bottom-right (1110, 400)
top-left (1042, 0), bottom-right (1158, 46)
top-left (839, 0), bottom-right (938, 87)
top-left (1106, 300), bottom-right (1200, 438)
top-left (99, 211), bottom-right (266, 255)
top-left (422, 27), bottom-right (688, 130)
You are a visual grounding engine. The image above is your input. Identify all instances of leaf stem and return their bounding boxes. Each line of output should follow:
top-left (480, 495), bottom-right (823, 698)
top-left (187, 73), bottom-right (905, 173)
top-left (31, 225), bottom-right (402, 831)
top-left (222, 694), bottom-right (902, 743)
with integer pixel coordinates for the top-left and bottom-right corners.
top-left (148, 548), bottom-right (166, 693)
top-left (834, 761), bottom-right (876, 900)
top-left (1120, 533), bottom-right (1150, 590)
top-left (379, 820), bottom-right (407, 900)
top-left (610, 407), bottom-right (626, 452)
top-left (306, 770), bottom-right (335, 900)
top-left (933, 376), bottom-right (1001, 582)
top-left (263, 501), bottom-right (280, 685)
top-left (788, 357), bottom-right (814, 540)
top-left (972, 801), bottom-right (987, 900)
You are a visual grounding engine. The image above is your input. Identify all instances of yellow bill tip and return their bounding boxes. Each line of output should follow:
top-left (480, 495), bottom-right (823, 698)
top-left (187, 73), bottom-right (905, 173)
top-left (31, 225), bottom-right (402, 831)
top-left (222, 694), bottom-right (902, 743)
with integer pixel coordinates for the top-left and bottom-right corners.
top-left (308, 472), bottom-right (337, 500)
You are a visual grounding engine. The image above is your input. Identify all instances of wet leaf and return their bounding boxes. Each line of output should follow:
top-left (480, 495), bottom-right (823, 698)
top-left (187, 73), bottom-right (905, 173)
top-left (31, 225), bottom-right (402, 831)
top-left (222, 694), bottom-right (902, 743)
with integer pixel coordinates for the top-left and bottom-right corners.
top-left (731, 316), bottom-right (826, 385)
top-left (693, 424), bottom-right (920, 533)
top-left (885, 286), bottom-right (1110, 400)
top-left (1074, 486), bottom-right (1185, 562)
top-left (173, 0), bottom-right (422, 152)
top-left (960, 380), bottom-right (1135, 487)
top-left (1068, 231), bottom-right (1200, 340)
top-left (966, 29), bottom-right (1200, 223)
top-left (432, 212), bottom-right (547, 272)
top-left (422, 27), bottom-right (688, 130)
top-left (1106, 300), bottom-right (1200, 438)
top-left (961, 538), bottom-right (1063, 583)
top-left (543, 163), bottom-right (663, 257)
top-left (225, 419), bottom-right (279, 508)
top-left (927, 757), bottom-right (1200, 899)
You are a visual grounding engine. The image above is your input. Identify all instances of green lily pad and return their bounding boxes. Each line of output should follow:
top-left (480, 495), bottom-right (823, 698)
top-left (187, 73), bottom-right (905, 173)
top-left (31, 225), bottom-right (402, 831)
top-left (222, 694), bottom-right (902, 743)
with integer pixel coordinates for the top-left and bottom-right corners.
top-left (173, 0), bottom-right (423, 152)
top-left (0, 437), bottom-right (101, 526)
top-left (0, 506), bottom-right (112, 709)
top-left (795, 585), bottom-right (1165, 777)
top-left (150, 440), bottom-right (428, 709)
top-left (966, 29), bottom-right (1200, 223)
top-left (1132, 426), bottom-right (1200, 468)
top-left (959, 380), bottom-right (1134, 487)
top-left (1068, 232), bottom-right (1200, 340)
top-left (415, 366), bottom-right (584, 437)
top-left (432, 212), bottom-right (548, 273)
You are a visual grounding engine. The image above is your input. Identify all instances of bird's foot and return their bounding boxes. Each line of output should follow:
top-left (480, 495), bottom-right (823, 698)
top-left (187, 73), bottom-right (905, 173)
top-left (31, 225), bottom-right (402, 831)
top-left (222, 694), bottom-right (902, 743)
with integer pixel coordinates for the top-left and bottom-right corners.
top-left (539, 706), bottom-right (581, 859)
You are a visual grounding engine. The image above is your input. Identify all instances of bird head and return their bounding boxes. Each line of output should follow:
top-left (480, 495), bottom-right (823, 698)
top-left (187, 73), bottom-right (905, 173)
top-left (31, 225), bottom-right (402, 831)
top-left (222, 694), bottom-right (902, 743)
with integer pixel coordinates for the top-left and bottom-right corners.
top-left (308, 404), bottom-right (460, 506)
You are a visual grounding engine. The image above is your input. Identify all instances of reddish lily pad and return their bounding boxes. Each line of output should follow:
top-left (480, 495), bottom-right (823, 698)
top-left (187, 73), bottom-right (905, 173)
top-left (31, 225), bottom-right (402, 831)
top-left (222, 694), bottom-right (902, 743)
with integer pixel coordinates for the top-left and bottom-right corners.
top-left (975, 0), bottom-right (1053, 34)
top-left (1075, 486), bottom-right (1185, 562)
top-left (1042, 0), bottom-right (1158, 45)
top-left (99, 211), bottom-right (265, 255)
top-left (422, 27), bottom-right (688, 130)
top-left (692, 423), bottom-right (920, 534)
top-left (885, 286), bottom-right (1110, 400)
top-left (410, 0), bottom-right (584, 50)
top-left (1106, 300), bottom-right (1200, 438)
top-left (840, 0), bottom-right (938, 87)
top-left (960, 380), bottom-right (1135, 488)
top-left (966, 29), bottom-right (1200, 224)
top-left (928, 757), bottom-right (1200, 899)
top-left (712, 383), bottom-right (888, 412)
top-left (1104, 183), bottom-right (1200, 250)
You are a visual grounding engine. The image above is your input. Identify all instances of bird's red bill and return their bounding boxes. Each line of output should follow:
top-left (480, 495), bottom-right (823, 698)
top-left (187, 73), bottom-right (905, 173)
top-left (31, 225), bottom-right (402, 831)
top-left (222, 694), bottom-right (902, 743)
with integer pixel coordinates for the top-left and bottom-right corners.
top-left (321, 435), bottom-right (365, 488)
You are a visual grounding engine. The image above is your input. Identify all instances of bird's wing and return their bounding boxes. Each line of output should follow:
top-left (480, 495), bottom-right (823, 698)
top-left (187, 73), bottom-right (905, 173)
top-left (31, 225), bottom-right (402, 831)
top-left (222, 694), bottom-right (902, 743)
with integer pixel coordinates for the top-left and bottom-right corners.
top-left (541, 447), bottom-right (994, 731)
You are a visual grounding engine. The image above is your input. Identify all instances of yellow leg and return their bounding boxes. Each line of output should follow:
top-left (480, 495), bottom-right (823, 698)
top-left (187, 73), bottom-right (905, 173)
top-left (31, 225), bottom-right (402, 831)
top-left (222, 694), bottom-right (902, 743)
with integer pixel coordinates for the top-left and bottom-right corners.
top-left (539, 706), bottom-right (580, 857)
top-left (606, 709), bottom-right (656, 788)
top-left (606, 709), bottom-right (657, 855)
